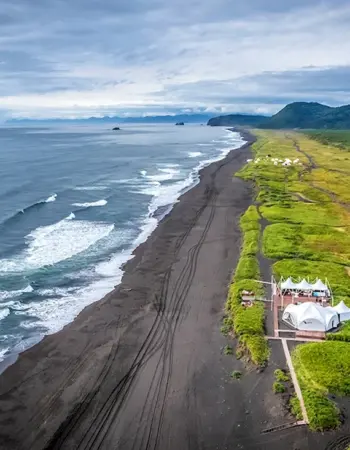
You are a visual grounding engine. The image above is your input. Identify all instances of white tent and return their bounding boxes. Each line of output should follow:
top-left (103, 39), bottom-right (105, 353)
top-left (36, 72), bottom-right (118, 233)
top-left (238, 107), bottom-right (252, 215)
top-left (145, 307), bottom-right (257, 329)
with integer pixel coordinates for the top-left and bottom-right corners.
top-left (282, 302), bottom-right (339, 332)
top-left (311, 279), bottom-right (328, 292)
top-left (333, 301), bottom-right (350, 322)
top-left (281, 277), bottom-right (298, 291)
top-left (295, 279), bottom-right (313, 291)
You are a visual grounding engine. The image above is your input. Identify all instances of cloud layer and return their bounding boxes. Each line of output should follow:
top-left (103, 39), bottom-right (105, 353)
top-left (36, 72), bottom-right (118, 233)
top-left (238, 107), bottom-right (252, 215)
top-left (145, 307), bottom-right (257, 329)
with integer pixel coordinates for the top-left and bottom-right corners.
top-left (1, 0), bottom-right (350, 118)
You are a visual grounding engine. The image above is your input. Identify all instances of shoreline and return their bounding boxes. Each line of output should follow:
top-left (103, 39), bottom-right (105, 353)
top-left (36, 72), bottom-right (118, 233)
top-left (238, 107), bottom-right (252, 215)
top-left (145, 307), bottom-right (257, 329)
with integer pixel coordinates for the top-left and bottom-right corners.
top-left (0, 128), bottom-right (248, 375)
top-left (0, 129), bottom-right (259, 449)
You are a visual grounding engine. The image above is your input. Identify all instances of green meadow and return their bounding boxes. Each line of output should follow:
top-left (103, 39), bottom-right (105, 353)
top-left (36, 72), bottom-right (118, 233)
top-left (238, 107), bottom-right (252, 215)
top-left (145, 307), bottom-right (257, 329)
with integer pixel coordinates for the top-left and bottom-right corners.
top-left (231, 129), bottom-right (350, 430)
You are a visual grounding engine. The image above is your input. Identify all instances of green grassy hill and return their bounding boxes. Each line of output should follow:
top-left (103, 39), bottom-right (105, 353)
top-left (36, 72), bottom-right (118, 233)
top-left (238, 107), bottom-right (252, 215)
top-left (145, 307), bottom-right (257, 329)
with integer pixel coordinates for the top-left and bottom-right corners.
top-left (207, 114), bottom-right (267, 127)
top-left (260, 102), bottom-right (350, 129)
top-left (207, 102), bottom-right (350, 129)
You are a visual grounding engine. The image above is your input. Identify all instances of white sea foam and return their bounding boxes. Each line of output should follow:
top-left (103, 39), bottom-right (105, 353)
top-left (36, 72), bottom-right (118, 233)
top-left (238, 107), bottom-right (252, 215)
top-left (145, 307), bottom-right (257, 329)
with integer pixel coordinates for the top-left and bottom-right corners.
top-left (75, 186), bottom-right (107, 191)
top-left (0, 215), bottom-right (114, 272)
top-left (0, 347), bottom-right (9, 362)
top-left (0, 308), bottom-right (10, 321)
top-left (188, 151), bottom-right (202, 158)
top-left (37, 287), bottom-right (78, 297)
top-left (45, 193), bottom-right (57, 203)
top-left (73, 199), bottom-right (107, 208)
top-left (0, 285), bottom-right (33, 301)
top-left (145, 167), bottom-right (181, 182)
top-left (1, 129), bottom-right (246, 356)
top-left (20, 251), bottom-right (134, 334)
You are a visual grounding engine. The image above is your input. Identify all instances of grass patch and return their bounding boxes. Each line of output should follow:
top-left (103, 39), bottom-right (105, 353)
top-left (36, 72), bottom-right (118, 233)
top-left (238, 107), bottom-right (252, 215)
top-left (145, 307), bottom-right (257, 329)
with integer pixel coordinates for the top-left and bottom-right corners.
top-left (273, 259), bottom-right (350, 297)
top-left (327, 321), bottom-right (350, 342)
top-left (260, 202), bottom-right (344, 227)
top-left (273, 382), bottom-right (286, 394)
top-left (293, 342), bottom-right (350, 430)
top-left (263, 223), bottom-right (350, 266)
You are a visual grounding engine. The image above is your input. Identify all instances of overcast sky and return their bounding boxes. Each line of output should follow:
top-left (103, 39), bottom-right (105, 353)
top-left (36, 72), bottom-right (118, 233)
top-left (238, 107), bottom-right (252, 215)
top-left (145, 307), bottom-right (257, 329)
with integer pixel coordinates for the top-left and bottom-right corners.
top-left (1, 0), bottom-right (350, 118)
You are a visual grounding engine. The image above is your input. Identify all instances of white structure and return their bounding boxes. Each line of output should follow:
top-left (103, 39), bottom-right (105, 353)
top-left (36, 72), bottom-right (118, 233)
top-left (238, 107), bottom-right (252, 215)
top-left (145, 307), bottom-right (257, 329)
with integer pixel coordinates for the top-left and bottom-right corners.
top-left (282, 302), bottom-right (339, 332)
top-left (333, 301), bottom-right (350, 322)
top-left (279, 277), bottom-right (331, 301)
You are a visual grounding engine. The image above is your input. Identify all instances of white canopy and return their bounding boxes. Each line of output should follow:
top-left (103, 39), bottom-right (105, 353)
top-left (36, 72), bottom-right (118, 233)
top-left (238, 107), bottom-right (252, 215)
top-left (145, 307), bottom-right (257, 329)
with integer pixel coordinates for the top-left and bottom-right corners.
top-left (333, 301), bottom-right (350, 322)
top-left (282, 302), bottom-right (339, 332)
top-left (281, 277), bottom-right (298, 290)
top-left (311, 279), bottom-right (328, 292)
top-left (295, 279), bottom-right (313, 291)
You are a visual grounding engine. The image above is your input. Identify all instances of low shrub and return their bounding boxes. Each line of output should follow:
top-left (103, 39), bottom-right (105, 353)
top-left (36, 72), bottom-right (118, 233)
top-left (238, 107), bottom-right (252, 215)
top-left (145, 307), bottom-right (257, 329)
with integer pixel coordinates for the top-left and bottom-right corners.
top-left (274, 369), bottom-right (289, 382)
top-left (273, 382), bottom-right (286, 394)
top-left (221, 316), bottom-right (234, 336)
top-left (239, 334), bottom-right (269, 367)
top-left (231, 370), bottom-right (242, 380)
top-left (233, 302), bottom-right (265, 336)
top-left (234, 256), bottom-right (259, 282)
top-left (223, 345), bottom-right (233, 356)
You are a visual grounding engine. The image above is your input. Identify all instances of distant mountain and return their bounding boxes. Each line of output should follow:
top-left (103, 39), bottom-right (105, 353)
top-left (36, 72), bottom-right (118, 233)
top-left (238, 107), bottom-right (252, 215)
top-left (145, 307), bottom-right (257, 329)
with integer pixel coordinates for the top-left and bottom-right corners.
top-left (8, 114), bottom-right (213, 125)
top-left (259, 102), bottom-right (350, 129)
top-left (207, 114), bottom-right (268, 127)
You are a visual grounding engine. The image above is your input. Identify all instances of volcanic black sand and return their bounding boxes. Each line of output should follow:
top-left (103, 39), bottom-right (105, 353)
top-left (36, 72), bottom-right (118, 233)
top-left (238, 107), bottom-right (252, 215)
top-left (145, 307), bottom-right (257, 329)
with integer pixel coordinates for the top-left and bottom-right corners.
top-left (0, 131), bottom-right (342, 449)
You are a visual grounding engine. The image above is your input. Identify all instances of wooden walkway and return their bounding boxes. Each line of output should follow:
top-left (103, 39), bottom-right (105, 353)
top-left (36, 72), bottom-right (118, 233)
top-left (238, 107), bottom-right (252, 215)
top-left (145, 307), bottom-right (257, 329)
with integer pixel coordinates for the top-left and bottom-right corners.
top-left (281, 338), bottom-right (309, 424)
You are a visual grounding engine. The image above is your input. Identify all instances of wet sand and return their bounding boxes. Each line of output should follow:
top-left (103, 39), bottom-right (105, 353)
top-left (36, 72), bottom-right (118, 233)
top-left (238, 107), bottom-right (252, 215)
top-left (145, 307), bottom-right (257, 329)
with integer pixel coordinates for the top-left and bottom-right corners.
top-left (0, 131), bottom-right (336, 449)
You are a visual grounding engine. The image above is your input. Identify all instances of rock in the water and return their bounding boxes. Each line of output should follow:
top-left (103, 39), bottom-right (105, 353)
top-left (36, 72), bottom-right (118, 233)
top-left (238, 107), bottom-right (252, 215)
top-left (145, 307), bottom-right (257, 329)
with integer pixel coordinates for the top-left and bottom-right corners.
top-left (175, 122), bottom-right (184, 126)
top-left (112, 127), bottom-right (121, 130)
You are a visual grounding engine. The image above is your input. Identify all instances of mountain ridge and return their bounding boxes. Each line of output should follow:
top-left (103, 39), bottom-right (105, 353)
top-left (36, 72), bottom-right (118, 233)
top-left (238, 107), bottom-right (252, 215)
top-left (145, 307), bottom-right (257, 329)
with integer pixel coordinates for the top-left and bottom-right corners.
top-left (208, 102), bottom-right (350, 129)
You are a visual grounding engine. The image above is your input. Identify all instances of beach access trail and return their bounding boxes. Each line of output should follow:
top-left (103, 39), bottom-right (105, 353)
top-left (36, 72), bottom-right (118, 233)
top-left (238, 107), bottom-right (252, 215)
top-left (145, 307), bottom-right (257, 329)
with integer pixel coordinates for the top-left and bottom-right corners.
top-left (0, 134), bottom-right (325, 450)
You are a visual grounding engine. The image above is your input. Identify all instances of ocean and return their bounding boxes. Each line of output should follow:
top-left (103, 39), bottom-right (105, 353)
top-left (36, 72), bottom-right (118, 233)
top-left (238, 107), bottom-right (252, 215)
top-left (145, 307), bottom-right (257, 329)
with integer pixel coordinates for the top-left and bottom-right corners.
top-left (0, 123), bottom-right (244, 363)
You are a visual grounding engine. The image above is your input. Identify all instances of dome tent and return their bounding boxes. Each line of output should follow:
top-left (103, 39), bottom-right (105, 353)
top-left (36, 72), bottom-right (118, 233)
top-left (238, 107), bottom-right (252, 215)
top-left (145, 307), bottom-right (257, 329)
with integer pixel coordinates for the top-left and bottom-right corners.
top-left (282, 302), bottom-right (339, 332)
top-left (333, 301), bottom-right (350, 322)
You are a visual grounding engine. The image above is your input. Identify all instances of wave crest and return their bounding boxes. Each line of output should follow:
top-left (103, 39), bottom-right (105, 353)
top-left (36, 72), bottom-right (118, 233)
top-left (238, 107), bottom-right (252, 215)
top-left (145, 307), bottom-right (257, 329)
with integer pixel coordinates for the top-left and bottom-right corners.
top-left (73, 199), bottom-right (107, 208)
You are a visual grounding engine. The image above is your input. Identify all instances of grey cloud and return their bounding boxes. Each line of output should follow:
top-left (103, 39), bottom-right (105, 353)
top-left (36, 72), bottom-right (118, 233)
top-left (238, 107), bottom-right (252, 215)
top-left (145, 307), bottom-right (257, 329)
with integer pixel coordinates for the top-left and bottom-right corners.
top-left (1, 0), bottom-right (350, 117)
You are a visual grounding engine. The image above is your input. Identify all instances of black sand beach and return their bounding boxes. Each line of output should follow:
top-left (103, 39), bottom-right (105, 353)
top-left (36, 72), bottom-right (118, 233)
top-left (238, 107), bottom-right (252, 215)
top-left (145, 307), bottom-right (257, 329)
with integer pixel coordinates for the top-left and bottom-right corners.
top-left (0, 132), bottom-right (338, 449)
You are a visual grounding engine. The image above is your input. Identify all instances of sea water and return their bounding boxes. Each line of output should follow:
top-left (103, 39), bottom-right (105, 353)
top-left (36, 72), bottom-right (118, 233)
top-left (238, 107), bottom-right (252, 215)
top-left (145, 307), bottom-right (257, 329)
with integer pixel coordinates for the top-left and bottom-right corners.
top-left (0, 123), bottom-right (244, 362)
